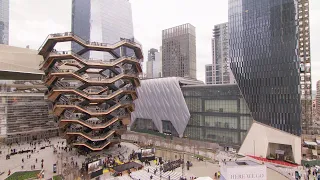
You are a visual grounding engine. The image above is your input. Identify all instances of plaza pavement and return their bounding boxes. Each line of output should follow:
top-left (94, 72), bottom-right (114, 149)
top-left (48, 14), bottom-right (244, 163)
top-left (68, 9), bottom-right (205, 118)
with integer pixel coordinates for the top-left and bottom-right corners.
top-left (0, 136), bottom-right (301, 180)
top-left (0, 138), bottom-right (141, 180)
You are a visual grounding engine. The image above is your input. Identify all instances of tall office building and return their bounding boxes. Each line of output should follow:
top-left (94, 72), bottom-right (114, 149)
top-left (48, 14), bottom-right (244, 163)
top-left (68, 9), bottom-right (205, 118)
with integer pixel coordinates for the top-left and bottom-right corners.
top-left (205, 64), bottom-right (213, 84)
top-left (212, 23), bottom-right (234, 84)
top-left (0, 0), bottom-right (9, 44)
top-left (71, 0), bottom-right (134, 60)
top-left (298, 0), bottom-right (312, 134)
top-left (146, 48), bottom-right (162, 78)
top-left (162, 23), bottom-right (196, 79)
top-left (229, 0), bottom-right (311, 135)
top-left (316, 81), bottom-right (320, 116)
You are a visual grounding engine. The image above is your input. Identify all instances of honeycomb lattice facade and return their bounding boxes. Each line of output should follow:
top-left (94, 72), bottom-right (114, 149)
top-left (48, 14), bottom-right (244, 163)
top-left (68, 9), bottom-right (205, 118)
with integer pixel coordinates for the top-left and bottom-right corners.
top-left (39, 32), bottom-right (143, 152)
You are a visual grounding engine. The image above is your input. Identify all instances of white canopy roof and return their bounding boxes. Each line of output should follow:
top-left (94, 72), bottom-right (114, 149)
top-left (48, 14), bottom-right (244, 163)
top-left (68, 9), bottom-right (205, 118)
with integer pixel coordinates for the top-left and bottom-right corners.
top-left (304, 141), bottom-right (317, 146)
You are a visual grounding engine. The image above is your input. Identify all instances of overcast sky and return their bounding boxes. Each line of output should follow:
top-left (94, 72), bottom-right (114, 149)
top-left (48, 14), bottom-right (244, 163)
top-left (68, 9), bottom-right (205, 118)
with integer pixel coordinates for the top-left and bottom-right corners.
top-left (8, 0), bottom-right (320, 89)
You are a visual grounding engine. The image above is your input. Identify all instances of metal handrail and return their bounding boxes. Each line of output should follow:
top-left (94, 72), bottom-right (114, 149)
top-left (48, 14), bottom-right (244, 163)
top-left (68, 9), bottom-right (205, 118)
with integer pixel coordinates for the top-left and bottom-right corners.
top-left (38, 32), bottom-right (142, 52)
top-left (49, 50), bottom-right (138, 64)
top-left (60, 116), bottom-right (122, 126)
top-left (55, 101), bottom-right (132, 113)
top-left (66, 129), bottom-right (115, 140)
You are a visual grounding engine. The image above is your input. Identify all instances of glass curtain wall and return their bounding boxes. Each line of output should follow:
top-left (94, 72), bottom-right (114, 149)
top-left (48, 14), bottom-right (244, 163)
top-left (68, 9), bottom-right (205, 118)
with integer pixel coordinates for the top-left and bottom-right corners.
top-left (229, 0), bottom-right (301, 135)
top-left (182, 85), bottom-right (253, 147)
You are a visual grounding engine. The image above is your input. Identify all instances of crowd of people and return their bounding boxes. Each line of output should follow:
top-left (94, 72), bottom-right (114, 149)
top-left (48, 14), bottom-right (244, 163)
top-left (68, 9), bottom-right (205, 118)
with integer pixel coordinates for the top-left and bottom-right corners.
top-left (163, 159), bottom-right (183, 172)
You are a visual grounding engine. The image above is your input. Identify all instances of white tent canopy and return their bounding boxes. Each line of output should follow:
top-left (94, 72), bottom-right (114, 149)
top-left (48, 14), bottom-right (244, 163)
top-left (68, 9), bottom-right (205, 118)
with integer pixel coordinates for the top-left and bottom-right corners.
top-left (304, 141), bottom-right (317, 146)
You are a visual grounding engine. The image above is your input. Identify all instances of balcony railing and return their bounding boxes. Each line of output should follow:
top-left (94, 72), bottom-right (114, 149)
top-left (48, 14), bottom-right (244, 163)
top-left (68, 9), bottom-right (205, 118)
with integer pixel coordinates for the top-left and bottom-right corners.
top-left (38, 32), bottom-right (142, 51)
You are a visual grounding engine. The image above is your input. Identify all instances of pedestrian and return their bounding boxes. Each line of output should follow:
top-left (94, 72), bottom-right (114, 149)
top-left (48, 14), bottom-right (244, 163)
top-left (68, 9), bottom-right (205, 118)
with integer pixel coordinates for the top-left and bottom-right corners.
top-left (8, 170), bottom-right (10, 176)
top-left (21, 165), bottom-right (23, 169)
top-left (36, 158), bottom-right (37, 163)
top-left (22, 158), bottom-right (24, 163)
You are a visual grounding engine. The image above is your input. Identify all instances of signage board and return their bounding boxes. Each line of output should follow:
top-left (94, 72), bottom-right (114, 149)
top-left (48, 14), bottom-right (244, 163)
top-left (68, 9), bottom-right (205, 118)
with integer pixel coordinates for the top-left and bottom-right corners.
top-left (221, 164), bottom-right (266, 180)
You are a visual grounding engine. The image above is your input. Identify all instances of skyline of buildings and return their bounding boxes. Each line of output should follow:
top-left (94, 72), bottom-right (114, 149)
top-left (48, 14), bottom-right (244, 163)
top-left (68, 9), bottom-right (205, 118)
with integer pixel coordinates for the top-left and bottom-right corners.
top-left (0, 0), bottom-right (318, 143)
top-left (162, 23), bottom-right (197, 79)
top-left (0, 0), bottom-right (9, 45)
top-left (0, 1), bottom-right (319, 169)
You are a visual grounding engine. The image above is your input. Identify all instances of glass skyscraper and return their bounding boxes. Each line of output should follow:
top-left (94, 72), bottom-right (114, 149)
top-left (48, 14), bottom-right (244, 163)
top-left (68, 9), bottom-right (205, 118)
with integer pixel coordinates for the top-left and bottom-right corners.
top-left (0, 0), bottom-right (9, 45)
top-left (71, 0), bottom-right (134, 60)
top-left (229, 0), bottom-right (302, 135)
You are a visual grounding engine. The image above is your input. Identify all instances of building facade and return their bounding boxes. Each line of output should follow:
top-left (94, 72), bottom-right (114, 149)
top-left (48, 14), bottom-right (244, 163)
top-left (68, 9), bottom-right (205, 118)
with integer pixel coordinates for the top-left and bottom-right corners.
top-left (0, 86), bottom-right (58, 143)
top-left (0, 0), bottom-right (9, 45)
top-left (182, 84), bottom-right (253, 147)
top-left (162, 24), bottom-right (196, 79)
top-left (71, 0), bottom-right (134, 60)
top-left (0, 45), bottom-right (58, 143)
top-left (229, 0), bottom-right (304, 135)
top-left (298, 0), bottom-right (312, 134)
top-left (205, 64), bottom-right (213, 84)
top-left (130, 77), bottom-right (253, 148)
top-left (316, 81), bottom-right (320, 116)
top-left (146, 48), bottom-right (162, 79)
top-left (212, 23), bottom-right (234, 84)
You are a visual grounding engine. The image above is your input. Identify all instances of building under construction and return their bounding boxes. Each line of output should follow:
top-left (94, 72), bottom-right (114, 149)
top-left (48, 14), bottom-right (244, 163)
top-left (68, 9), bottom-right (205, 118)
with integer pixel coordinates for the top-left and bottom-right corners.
top-left (39, 32), bottom-right (143, 152)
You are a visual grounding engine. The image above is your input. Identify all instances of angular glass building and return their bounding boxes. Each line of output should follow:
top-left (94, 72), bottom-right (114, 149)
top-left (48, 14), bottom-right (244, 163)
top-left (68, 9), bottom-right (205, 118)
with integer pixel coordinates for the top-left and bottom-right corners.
top-left (130, 78), bottom-right (253, 148)
top-left (71, 0), bottom-right (134, 60)
top-left (229, 0), bottom-right (303, 135)
top-left (0, 0), bottom-right (9, 44)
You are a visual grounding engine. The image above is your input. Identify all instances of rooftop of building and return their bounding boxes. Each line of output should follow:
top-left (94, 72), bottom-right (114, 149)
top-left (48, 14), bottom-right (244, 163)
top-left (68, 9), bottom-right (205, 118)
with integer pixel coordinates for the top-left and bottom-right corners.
top-left (162, 23), bottom-right (195, 31)
top-left (182, 83), bottom-right (238, 88)
top-left (0, 44), bottom-right (44, 80)
top-left (141, 77), bottom-right (204, 86)
top-left (224, 160), bottom-right (261, 167)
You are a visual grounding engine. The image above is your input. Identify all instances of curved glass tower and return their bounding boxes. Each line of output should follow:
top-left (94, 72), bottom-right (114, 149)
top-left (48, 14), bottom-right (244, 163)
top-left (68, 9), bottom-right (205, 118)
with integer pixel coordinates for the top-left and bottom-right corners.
top-left (229, 0), bottom-right (303, 135)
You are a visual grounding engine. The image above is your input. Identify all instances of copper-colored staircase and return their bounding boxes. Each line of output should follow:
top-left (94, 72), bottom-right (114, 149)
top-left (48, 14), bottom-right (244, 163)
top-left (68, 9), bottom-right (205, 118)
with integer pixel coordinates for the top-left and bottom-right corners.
top-left (39, 32), bottom-right (143, 151)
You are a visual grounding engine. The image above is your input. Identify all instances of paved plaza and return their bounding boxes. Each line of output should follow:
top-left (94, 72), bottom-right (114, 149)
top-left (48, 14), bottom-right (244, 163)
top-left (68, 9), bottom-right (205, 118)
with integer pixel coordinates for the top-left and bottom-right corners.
top-left (0, 136), bottom-right (304, 180)
top-left (0, 138), bottom-right (140, 180)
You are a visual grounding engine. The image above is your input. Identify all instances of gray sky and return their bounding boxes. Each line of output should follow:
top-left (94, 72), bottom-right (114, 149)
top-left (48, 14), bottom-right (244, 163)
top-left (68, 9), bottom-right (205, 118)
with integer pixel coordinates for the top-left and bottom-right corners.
top-left (8, 0), bottom-right (320, 89)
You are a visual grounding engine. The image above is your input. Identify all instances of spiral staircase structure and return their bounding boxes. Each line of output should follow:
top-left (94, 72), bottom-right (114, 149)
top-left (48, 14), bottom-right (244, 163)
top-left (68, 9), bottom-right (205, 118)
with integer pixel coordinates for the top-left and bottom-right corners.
top-left (39, 32), bottom-right (143, 152)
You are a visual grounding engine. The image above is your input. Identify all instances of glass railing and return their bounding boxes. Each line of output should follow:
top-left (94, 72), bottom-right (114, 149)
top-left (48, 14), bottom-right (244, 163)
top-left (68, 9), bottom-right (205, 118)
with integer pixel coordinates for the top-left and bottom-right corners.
top-left (60, 117), bottom-right (122, 128)
top-left (66, 129), bottom-right (115, 140)
top-left (38, 32), bottom-right (142, 52)
top-left (40, 49), bottom-right (140, 69)
top-left (55, 102), bottom-right (131, 113)
top-left (50, 50), bottom-right (138, 64)
top-left (72, 138), bottom-right (114, 148)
